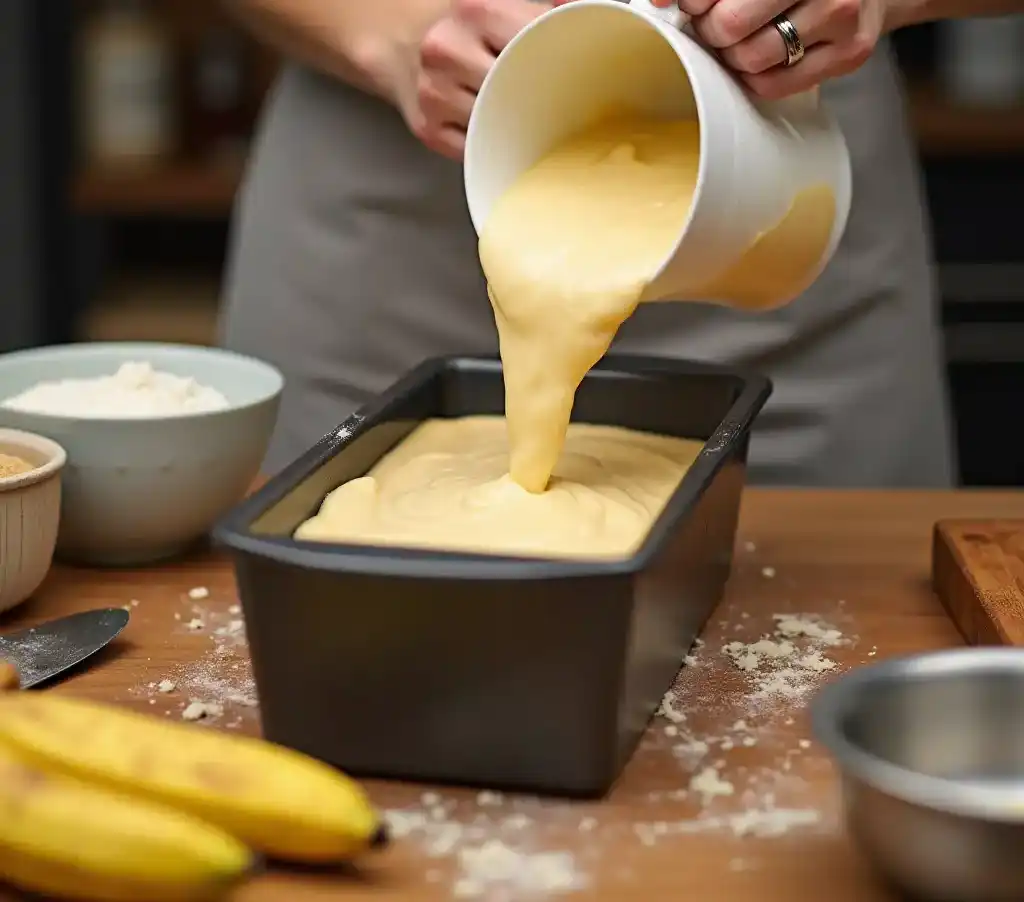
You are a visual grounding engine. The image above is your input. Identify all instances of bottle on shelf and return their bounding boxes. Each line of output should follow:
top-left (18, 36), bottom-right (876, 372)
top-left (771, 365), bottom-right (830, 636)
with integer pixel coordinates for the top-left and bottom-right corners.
top-left (78, 0), bottom-right (177, 168)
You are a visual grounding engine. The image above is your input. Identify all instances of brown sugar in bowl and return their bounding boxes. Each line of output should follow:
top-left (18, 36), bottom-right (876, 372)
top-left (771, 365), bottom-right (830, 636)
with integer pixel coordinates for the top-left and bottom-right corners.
top-left (0, 428), bottom-right (66, 614)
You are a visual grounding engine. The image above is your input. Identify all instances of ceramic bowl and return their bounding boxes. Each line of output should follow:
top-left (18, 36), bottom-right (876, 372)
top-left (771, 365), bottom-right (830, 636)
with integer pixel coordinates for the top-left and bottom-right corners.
top-left (0, 428), bottom-right (66, 612)
top-left (0, 342), bottom-right (283, 567)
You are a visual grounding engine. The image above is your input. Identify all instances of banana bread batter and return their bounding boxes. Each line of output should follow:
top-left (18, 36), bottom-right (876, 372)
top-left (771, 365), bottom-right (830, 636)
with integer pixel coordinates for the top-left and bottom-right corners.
top-left (295, 112), bottom-right (833, 557)
top-left (480, 113), bottom-right (834, 494)
top-left (294, 416), bottom-right (702, 560)
top-left (480, 115), bottom-right (701, 494)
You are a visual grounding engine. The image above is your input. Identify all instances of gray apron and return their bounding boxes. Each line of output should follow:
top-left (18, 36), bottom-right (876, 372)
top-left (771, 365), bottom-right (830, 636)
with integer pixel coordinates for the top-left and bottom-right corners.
top-left (220, 41), bottom-right (956, 488)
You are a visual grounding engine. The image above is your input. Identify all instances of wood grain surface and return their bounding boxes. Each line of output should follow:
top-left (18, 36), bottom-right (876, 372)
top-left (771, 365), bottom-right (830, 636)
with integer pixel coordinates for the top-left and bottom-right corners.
top-left (933, 519), bottom-right (1024, 646)
top-left (1, 489), bottom-right (1021, 902)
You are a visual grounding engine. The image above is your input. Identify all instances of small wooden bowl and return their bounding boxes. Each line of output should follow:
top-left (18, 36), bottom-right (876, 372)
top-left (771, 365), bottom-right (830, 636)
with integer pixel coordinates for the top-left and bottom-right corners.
top-left (0, 428), bottom-right (66, 615)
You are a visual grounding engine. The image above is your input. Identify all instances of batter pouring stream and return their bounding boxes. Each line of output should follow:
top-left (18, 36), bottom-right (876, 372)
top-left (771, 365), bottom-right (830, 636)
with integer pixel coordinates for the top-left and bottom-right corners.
top-left (295, 112), bottom-right (836, 558)
top-left (479, 114), bottom-right (701, 493)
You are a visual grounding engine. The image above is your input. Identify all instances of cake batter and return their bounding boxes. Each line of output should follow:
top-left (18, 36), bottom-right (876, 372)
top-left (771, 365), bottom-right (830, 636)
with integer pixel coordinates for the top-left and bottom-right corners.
top-left (295, 112), bottom-right (836, 556)
top-left (295, 416), bottom-right (702, 559)
top-left (479, 113), bottom-right (833, 494)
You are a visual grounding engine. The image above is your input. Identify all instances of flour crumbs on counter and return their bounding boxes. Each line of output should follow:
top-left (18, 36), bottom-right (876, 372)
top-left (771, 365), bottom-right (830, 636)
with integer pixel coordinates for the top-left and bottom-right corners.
top-left (379, 606), bottom-right (847, 897)
top-left (384, 796), bottom-right (590, 899)
top-left (454, 842), bottom-right (584, 899)
top-left (181, 700), bottom-right (224, 721)
top-left (634, 606), bottom-right (851, 848)
top-left (722, 613), bottom-right (844, 703)
top-left (690, 766), bottom-right (735, 803)
top-left (133, 593), bottom-right (257, 728)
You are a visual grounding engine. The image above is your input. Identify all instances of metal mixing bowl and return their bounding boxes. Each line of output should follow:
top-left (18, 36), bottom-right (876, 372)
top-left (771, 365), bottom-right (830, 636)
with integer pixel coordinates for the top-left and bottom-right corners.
top-left (812, 648), bottom-right (1024, 902)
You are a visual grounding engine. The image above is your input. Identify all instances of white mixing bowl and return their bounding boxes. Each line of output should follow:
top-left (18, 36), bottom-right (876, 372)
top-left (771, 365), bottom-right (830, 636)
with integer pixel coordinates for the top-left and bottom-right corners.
top-left (0, 342), bottom-right (283, 567)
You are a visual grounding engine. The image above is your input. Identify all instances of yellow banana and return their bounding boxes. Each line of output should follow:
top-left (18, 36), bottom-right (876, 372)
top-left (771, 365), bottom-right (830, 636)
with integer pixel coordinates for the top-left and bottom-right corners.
top-left (0, 661), bottom-right (17, 691)
top-left (0, 693), bottom-right (386, 863)
top-left (0, 744), bottom-right (252, 902)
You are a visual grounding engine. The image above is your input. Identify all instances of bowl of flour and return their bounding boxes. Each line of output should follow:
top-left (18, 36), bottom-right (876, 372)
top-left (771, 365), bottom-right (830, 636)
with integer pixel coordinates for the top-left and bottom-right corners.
top-left (0, 342), bottom-right (282, 566)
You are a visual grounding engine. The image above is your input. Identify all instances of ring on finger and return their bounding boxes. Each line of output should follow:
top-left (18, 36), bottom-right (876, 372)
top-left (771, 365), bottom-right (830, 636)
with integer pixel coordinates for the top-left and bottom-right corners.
top-left (772, 13), bottom-right (805, 66)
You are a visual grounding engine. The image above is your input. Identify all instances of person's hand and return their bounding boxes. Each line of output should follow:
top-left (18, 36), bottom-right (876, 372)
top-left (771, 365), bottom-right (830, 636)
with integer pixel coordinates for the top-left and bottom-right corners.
top-left (398, 0), bottom-right (551, 159)
top-left (649, 0), bottom-right (884, 98)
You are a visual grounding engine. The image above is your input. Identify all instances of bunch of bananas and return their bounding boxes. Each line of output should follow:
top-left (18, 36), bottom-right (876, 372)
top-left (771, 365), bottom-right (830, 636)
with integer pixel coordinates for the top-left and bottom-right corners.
top-left (0, 661), bottom-right (386, 901)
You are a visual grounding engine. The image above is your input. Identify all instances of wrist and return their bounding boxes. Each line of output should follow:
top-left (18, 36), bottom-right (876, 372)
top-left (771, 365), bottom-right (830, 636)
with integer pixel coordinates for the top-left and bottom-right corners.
top-left (882, 0), bottom-right (933, 32)
top-left (344, 33), bottom-right (404, 103)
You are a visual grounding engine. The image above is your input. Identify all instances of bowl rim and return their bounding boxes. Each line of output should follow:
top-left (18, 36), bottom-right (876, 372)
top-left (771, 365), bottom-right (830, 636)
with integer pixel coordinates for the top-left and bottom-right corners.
top-left (0, 427), bottom-right (67, 492)
top-left (0, 342), bottom-right (284, 423)
top-left (811, 648), bottom-right (1024, 823)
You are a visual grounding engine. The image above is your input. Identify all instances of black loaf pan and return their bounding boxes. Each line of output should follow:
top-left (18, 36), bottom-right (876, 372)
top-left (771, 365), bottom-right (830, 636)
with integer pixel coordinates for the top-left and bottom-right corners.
top-left (215, 354), bottom-right (771, 798)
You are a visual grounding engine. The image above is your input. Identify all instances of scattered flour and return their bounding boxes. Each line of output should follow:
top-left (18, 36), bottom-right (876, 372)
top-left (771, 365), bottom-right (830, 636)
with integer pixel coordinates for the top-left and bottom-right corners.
top-left (382, 605), bottom-right (855, 898)
top-left (135, 588), bottom-right (257, 728)
top-left (126, 560), bottom-right (857, 897)
top-left (721, 614), bottom-right (843, 701)
top-left (1, 361), bottom-right (230, 418)
top-left (181, 700), bottom-right (224, 722)
top-left (629, 603), bottom-right (858, 856)
top-left (454, 842), bottom-right (582, 898)
top-left (690, 766), bottom-right (735, 803)
top-left (384, 796), bottom-right (588, 900)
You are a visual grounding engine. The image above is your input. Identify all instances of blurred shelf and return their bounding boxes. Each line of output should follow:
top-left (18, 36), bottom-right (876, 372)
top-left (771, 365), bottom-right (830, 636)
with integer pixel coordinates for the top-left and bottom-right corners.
top-left (907, 82), bottom-right (1024, 157)
top-left (81, 273), bottom-right (220, 345)
top-left (69, 82), bottom-right (1024, 218)
top-left (72, 161), bottom-right (244, 217)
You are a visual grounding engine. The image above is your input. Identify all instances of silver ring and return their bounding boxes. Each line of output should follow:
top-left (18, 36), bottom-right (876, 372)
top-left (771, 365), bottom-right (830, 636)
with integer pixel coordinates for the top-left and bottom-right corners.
top-left (772, 13), bottom-right (805, 67)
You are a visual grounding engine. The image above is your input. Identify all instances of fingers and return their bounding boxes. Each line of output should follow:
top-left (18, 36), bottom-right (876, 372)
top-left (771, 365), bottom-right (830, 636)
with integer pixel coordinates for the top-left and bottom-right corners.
top-left (714, 0), bottom-right (804, 72)
top-left (417, 70), bottom-right (476, 127)
top-left (687, 0), bottom-right (878, 97)
top-left (693, 0), bottom-right (795, 48)
top-left (413, 12), bottom-right (495, 157)
top-left (651, 0), bottom-right (717, 18)
top-left (412, 0), bottom-right (550, 159)
top-left (455, 0), bottom-right (553, 53)
top-left (420, 15), bottom-right (495, 93)
top-left (416, 124), bottom-right (468, 161)
top-left (742, 32), bottom-right (872, 97)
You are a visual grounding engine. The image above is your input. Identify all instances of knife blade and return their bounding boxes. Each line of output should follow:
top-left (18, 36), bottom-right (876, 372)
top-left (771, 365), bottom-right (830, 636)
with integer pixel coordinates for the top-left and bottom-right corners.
top-left (0, 608), bottom-right (130, 689)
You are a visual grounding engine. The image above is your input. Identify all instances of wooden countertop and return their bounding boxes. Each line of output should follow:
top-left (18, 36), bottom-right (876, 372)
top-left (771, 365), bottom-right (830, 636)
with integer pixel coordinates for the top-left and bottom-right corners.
top-left (2, 488), bottom-right (1022, 902)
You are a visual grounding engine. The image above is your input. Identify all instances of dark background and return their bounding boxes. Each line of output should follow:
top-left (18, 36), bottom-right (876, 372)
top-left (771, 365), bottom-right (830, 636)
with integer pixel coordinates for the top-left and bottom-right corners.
top-left (4, 2), bottom-right (1024, 485)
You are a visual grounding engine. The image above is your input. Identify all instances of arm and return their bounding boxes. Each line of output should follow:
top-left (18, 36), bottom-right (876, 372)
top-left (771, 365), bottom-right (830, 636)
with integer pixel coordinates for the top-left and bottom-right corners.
top-left (221, 0), bottom-right (448, 105)
top-left (223, 0), bottom-right (550, 159)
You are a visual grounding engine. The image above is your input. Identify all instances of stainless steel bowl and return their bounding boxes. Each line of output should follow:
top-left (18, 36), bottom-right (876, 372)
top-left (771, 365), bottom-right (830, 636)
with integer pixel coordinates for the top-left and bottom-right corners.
top-left (812, 648), bottom-right (1024, 902)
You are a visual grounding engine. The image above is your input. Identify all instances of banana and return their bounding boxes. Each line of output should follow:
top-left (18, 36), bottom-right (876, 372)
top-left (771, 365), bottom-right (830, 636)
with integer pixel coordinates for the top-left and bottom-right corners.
top-left (0, 744), bottom-right (252, 902)
top-left (0, 661), bottom-right (17, 691)
top-left (0, 693), bottom-right (386, 863)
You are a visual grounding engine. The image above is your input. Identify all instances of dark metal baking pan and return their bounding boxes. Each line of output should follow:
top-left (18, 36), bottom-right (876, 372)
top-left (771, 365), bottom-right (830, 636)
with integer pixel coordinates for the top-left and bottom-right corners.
top-left (215, 354), bottom-right (771, 798)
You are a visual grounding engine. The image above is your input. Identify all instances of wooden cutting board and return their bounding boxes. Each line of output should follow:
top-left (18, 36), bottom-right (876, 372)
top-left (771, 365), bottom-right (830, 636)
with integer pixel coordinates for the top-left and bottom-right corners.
top-left (932, 520), bottom-right (1024, 646)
